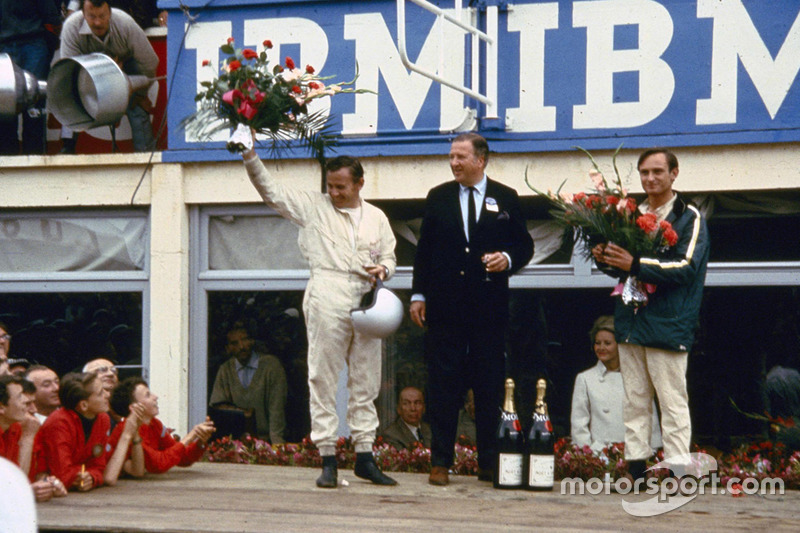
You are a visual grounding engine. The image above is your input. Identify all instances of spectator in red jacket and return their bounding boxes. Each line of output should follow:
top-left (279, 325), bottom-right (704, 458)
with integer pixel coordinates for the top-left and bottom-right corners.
top-left (35, 371), bottom-right (140, 491)
top-left (1, 375), bottom-right (37, 471)
top-left (1, 375), bottom-right (67, 501)
top-left (109, 377), bottom-right (215, 475)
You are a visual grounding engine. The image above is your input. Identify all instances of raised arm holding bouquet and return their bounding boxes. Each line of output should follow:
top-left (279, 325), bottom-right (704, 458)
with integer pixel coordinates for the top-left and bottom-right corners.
top-left (185, 39), bottom-right (398, 489)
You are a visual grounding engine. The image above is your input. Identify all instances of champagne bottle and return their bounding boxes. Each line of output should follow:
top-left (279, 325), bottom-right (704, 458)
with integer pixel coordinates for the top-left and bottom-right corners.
top-left (525, 378), bottom-right (554, 490)
top-left (493, 378), bottom-right (525, 489)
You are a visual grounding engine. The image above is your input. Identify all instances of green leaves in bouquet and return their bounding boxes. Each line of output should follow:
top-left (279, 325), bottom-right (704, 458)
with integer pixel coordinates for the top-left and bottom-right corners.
top-left (181, 39), bottom-right (373, 158)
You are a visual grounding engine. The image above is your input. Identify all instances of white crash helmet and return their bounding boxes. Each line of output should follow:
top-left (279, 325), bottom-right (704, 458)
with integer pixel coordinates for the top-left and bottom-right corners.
top-left (350, 279), bottom-right (404, 338)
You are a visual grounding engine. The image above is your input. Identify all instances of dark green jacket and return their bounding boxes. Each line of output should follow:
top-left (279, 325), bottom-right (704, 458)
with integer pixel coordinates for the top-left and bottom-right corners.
top-left (613, 194), bottom-right (710, 352)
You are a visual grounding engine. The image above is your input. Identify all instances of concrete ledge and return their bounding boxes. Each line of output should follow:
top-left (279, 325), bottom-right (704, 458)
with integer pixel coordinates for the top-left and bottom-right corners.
top-left (36, 463), bottom-right (800, 532)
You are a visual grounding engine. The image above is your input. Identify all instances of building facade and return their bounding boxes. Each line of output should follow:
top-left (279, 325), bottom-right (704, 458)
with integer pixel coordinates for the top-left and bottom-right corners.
top-left (1, 0), bottom-right (799, 445)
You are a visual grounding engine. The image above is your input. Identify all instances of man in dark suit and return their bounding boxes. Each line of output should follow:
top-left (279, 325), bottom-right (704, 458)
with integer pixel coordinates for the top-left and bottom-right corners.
top-left (380, 386), bottom-right (432, 450)
top-left (410, 133), bottom-right (534, 486)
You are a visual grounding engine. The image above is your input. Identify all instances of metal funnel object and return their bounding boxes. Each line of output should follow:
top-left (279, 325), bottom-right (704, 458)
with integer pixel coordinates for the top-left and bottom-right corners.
top-left (0, 53), bottom-right (47, 118)
top-left (47, 53), bottom-right (151, 131)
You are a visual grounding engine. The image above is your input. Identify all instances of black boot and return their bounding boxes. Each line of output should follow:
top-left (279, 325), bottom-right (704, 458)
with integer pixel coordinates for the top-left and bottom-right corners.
top-left (628, 459), bottom-right (648, 481)
top-left (316, 455), bottom-right (337, 488)
top-left (354, 452), bottom-right (397, 486)
top-left (59, 135), bottom-right (77, 155)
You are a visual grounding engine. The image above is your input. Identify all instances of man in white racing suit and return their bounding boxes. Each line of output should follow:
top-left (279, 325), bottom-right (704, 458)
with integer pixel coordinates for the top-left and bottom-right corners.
top-left (242, 140), bottom-right (397, 488)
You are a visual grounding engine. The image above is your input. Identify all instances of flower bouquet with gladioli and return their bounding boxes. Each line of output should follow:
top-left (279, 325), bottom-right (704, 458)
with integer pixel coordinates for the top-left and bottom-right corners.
top-left (526, 146), bottom-right (679, 306)
top-left (182, 38), bottom-right (371, 153)
top-left (526, 145), bottom-right (678, 259)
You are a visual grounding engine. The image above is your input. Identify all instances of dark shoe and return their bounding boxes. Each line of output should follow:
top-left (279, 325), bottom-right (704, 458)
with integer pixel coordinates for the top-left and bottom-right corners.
top-left (429, 466), bottom-right (449, 486)
top-left (59, 136), bottom-right (77, 155)
top-left (354, 452), bottom-right (397, 486)
top-left (628, 459), bottom-right (648, 481)
top-left (316, 456), bottom-right (337, 488)
top-left (477, 468), bottom-right (494, 482)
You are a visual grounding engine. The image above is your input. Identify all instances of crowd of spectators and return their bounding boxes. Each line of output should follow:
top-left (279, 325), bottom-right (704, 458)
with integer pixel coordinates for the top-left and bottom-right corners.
top-left (0, 352), bottom-right (213, 504)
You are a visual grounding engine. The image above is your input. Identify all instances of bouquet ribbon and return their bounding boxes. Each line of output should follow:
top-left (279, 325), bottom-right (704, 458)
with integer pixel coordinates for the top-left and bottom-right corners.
top-left (611, 276), bottom-right (657, 307)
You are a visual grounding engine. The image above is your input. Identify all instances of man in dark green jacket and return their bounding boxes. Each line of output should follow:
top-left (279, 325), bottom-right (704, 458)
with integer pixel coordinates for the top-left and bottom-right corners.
top-left (592, 148), bottom-right (709, 480)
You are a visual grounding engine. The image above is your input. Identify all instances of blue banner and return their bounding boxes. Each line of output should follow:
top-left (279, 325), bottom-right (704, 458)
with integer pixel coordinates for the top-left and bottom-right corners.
top-left (161, 0), bottom-right (800, 161)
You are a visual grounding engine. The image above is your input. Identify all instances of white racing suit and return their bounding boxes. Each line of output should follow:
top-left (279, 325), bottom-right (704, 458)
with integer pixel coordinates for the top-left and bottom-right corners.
top-left (244, 157), bottom-right (397, 455)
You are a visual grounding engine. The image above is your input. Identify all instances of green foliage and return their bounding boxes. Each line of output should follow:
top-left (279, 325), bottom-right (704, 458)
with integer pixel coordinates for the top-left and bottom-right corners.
top-left (181, 39), bottom-right (373, 156)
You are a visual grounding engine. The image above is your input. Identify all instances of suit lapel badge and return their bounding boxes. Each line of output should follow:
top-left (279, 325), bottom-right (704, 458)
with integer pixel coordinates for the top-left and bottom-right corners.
top-left (485, 196), bottom-right (499, 213)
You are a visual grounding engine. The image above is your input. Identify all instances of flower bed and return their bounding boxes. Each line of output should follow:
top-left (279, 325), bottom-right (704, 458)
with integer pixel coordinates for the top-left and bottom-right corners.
top-left (203, 435), bottom-right (800, 488)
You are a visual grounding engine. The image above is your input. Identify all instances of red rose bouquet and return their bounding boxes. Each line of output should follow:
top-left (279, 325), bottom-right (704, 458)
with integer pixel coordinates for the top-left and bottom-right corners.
top-left (182, 38), bottom-right (371, 153)
top-left (526, 146), bottom-right (679, 305)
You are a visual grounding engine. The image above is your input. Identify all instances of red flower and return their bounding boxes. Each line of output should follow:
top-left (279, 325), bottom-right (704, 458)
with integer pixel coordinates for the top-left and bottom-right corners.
top-left (291, 85), bottom-right (302, 94)
top-left (309, 82), bottom-right (320, 90)
top-left (228, 60), bottom-right (241, 72)
top-left (285, 56), bottom-right (296, 70)
top-left (306, 64), bottom-right (315, 74)
top-left (664, 228), bottom-right (678, 246)
top-left (263, 39), bottom-right (273, 49)
top-left (222, 89), bottom-right (244, 106)
top-left (242, 48), bottom-right (258, 60)
top-left (636, 213), bottom-right (658, 233)
top-left (605, 195), bottom-right (619, 205)
top-left (201, 59), bottom-right (210, 67)
top-left (584, 195), bottom-right (601, 208)
top-left (626, 197), bottom-right (637, 212)
top-left (227, 37), bottom-right (235, 44)
top-left (573, 192), bottom-right (586, 202)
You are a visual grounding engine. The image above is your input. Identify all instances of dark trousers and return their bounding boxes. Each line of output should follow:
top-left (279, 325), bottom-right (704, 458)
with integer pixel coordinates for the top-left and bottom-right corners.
top-left (0, 37), bottom-right (50, 155)
top-left (425, 317), bottom-right (505, 471)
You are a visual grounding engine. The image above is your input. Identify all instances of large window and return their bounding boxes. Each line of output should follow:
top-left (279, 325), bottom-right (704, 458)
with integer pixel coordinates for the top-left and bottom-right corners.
top-left (191, 200), bottom-right (800, 448)
top-left (0, 293), bottom-right (144, 379)
top-left (0, 209), bottom-right (150, 378)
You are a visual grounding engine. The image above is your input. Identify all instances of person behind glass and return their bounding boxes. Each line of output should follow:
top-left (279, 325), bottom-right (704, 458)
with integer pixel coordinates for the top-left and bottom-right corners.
top-left (83, 358), bottom-right (122, 427)
top-left (34, 371), bottom-right (142, 490)
top-left (241, 133), bottom-right (398, 488)
top-left (0, 322), bottom-right (13, 375)
top-left (762, 359), bottom-right (800, 450)
top-left (380, 386), bottom-right (432, 451)
top-left (0, 0), bottom-right (61, 155)
top-left (24, 365), bottom-right (61, 423)
top-left (455, 388), bottom-right (477, 446)
top-left (111, 376), bottom-right (214, 475)
top-left (591, 148), bottom-right (709, 480)
top-left (210, 325), bottom-right (287, 444)
top-left (58, 0), bottom-right (158, 153)
top-left (410, 132), bottom-right (534, 486)
top-left (0, 351), bottom-right (9, 377)
top-left (7, 358), bottom-right (32, 376)
top-left (571, 316), bottom-right (662, 455)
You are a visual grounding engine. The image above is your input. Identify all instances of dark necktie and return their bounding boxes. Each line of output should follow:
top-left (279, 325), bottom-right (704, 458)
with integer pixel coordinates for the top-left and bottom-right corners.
top-left (468, 186), bottom-right (477, 241)
top-left (416, 428), bottom-right (423, 444)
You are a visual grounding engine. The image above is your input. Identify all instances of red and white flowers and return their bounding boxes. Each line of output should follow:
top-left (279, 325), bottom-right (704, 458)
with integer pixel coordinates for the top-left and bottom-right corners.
top-left (183, 38), bottom-right (370, 153)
